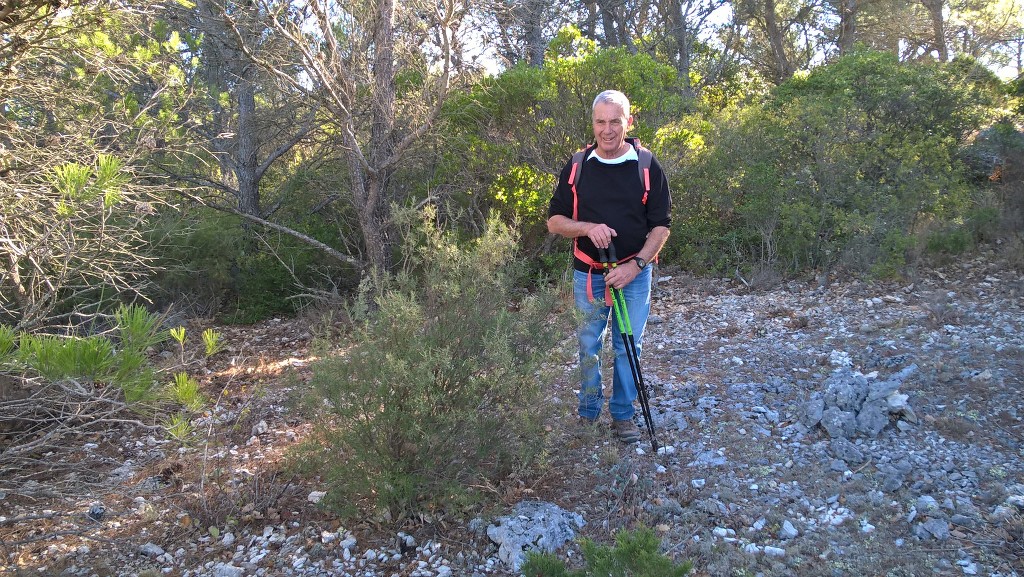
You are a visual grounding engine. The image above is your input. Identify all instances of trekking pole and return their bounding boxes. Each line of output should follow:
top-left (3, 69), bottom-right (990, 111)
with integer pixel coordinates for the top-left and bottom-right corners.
top-left (600, 244), bottom-right (660, 452)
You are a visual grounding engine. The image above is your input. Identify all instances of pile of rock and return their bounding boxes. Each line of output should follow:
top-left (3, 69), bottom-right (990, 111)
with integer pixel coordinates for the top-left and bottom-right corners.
top-left (483, 501), bottom-right (584, 571)
top-left (800, 363), bottom-right (919, 440)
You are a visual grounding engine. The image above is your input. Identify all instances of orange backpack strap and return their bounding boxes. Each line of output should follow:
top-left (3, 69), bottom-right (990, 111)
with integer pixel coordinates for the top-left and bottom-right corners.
top-left (568, 145), bottom-right (593, 220)
top-left (568, 140), bottom-right (651, 302)
top-left (627, 137), bottom-right (653, 204)
top-left (570, 139), bottom-right (651, 214)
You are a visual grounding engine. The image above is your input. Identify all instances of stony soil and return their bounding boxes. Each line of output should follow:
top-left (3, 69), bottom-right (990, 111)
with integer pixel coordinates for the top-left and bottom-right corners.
top-left (1, 255), bottom-right (1022, 577)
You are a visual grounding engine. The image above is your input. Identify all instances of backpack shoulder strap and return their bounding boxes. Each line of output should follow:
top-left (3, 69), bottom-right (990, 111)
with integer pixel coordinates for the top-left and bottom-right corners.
top-left (568, 144), bottom-right (596, 219)
top-left (569, 143), bottom-right (601, 272)
top-left (568, 140), bottom-right (652, 274)
top-left (627, 137), bottom-right (653, 204)
top-left (571, 139), bottom-right (652, 211)
top-left (568, 145), bottom-right (593, 187)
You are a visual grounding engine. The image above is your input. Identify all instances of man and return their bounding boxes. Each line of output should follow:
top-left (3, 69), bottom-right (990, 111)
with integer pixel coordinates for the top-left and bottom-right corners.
top-left (547, 90), bottom-right (672, 443)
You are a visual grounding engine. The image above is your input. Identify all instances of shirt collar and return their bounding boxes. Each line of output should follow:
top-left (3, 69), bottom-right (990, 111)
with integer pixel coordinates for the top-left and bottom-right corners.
top-left (587, 145), bottom-right (638, 164)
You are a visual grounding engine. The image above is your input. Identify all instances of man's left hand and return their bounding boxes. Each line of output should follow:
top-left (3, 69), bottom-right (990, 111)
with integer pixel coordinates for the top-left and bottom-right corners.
top-left (605, 262), bottom-right (639, 290)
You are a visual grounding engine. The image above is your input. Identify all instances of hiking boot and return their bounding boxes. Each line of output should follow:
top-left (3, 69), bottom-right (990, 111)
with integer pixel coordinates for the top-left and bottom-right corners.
top-left (612, 419), bottom-right (641, 443)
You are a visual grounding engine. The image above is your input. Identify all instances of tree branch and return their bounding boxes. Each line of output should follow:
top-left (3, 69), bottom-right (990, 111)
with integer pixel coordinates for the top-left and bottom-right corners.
top-left (175, 189), bottom-right (364, 269)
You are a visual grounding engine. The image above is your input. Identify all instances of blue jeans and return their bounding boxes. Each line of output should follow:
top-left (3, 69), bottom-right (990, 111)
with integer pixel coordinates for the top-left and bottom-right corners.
top-left (573, 266), bottom-right (652, 422)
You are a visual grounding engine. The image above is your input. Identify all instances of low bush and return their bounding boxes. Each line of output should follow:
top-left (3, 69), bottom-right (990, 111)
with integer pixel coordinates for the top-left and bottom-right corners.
top-left (521, 526), bottom-right (693, 576)
top-left (295, 212), bottom-right (569, 520)
top-left (10, 304), bottom-right (164, 393)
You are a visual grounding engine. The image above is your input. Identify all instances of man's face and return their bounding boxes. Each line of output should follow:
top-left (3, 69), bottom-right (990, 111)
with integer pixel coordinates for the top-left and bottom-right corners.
top-left (591, 102), bottom-right (633, 159)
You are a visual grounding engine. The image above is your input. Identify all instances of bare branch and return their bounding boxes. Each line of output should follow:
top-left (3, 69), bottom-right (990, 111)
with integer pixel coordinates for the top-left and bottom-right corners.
top-left (174, 188), bottom-right (364, 269)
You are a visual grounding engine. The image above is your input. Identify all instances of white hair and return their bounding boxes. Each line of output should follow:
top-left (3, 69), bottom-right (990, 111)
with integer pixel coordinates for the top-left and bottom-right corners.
top-left (592, 90), bottom-right (631, 117)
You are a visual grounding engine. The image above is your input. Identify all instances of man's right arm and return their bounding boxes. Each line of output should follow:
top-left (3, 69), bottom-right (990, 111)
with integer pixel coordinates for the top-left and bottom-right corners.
top-left (547, 215), bottom-right (616, 248)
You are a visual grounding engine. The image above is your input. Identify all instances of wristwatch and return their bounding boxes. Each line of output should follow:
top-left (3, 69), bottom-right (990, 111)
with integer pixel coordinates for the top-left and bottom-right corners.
top-left (633, 257), bottom-right (648, 270)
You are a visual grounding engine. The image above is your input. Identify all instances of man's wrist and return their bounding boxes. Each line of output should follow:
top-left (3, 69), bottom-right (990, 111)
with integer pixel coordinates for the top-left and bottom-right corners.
top-left (633, 257), bottom-right (648, 270)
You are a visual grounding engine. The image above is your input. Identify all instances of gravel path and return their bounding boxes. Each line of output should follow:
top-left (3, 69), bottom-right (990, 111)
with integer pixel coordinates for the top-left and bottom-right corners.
top-left (2, 257), bottom-right (1021, 577)
top-left (625, 256), bottom-right (1023, 576)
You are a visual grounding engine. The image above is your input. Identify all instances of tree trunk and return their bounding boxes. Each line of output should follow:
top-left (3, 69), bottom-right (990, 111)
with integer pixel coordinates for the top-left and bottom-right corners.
top-left (663, 0), bottom-right (694, 94)
top-left (363, 181), bottom-right (391, 275)
top-left (921, 0), bottom-right (948, 61)
top-left (838, 0), bottom-right (857, 56)
top-left (596, 0), bottom-right (620, 46)
top-left (235, 79), bottom-right (261, 217)
top-left (524, 0), bottom-right (546, 67)
top-left (763, 0), bottom-right (794, 83)
top-left (364, 0), bottom-right (397, 273)
top-left (581, 0), bottom-right (599, 40)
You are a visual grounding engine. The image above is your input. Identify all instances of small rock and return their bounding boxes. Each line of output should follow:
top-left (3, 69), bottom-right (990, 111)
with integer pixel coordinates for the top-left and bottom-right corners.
top-left (830, 437), bottom-right (865, 464)
top-left (916, 495), bottom-right (940, 515)
top-left (918, 519), bottom-right (950, 541)
top-left (779, 520), bottom-right (799, 540)
top-left (86, 503), bottom-right (105, 522)
top-left (212, 563), bottom-right (244, 577)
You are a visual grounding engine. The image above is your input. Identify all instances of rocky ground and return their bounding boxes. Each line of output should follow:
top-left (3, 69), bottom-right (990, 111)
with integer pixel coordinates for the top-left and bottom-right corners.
top-left (1, 254), bottom-right (1022, 577)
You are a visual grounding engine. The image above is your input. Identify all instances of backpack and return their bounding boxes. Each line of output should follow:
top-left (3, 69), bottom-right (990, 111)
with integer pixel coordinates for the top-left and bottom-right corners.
top-left (569, 136), bottom-right (653, 213)
top-left (567, 136), bottom-right (653, 271)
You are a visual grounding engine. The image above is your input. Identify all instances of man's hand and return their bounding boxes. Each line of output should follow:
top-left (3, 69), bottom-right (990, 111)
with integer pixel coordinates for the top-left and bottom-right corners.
top-left (586, 223), bottom-right (617, 248)
top-left (604, 260), bottom-right (639, 289)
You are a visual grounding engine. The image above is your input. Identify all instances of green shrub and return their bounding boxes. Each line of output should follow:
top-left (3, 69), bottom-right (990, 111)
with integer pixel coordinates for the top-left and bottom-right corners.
top-left (0, 307), bottom-right (209, 450)
top-left (115, 303), bottom-right (165, 353)
top-left (4, 306), bottom-right (169, 400)
top-left (147, 210), bottom-right (237, 309)
top-left (926, 228), bottom-right (972, 255)
top-left (117, 351), bottom-right (158, 402)
top-left (672, 50), bottom-right (1001, 277)
top-left (170, 371), bottom-right (205, 411)
top-left (113, 304), bottom-right (164, 400)
top-left (296, 212), bottom-right (569, 520)
top-left (17, 333), bottom-right (117, 382)
top-left (201, 328), bottom-right (224, 356)
top-left (164, 411), bottom-right (194, 443)
top-left (0, 325), bottom-right (16, 363)
top-left (521, 552), bottom-right (573, 577)
top-left (965, 204), bottom-right (1001, 244)
top-left (218, 249), bottom-right (299, 324)
top-left (150, 209), bottom-right (348, 323)
top-left (521, 527), bottom-right (693, 577)
top-left (868, 229), bottom-right (917, 279)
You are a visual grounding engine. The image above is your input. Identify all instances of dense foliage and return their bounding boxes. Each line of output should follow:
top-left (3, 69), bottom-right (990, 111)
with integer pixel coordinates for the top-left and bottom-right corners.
top-left (3, 0), bottom-right (1021, 325)
top-left (664, 51), bottom-right (1006, 278)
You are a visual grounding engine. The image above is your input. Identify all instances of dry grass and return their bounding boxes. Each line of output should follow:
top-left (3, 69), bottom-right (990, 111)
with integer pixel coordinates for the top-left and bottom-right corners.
top-left (931, 414), bottom-right (984, 442)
